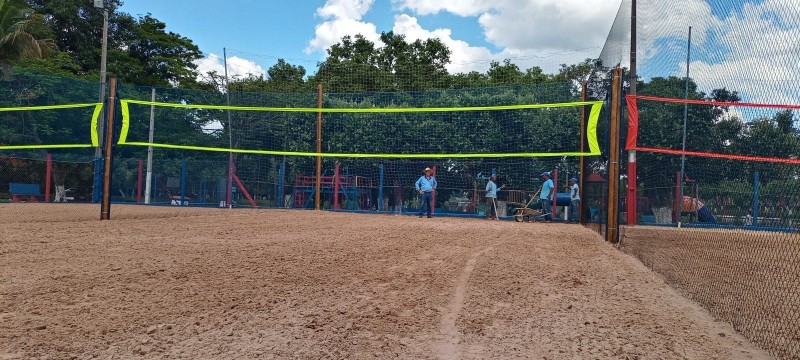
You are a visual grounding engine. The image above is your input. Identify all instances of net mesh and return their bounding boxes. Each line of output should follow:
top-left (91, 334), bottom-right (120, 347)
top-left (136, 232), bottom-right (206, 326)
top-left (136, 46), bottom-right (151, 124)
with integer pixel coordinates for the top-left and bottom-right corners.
top-left (598, 1), bottom-right (800, 357)
top-left (0, 69), bottom-right (100, 222)
top-left (2, 1), bottom-right (797, 354)
top-left (111, 82), bottom-right (600, 219)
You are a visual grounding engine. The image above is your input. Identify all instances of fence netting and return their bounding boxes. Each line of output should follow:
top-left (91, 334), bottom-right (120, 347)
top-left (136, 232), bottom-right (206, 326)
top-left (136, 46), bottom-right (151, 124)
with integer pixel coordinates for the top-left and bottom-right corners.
top-left (107, 80), bottom-right (601, 222)
top-left (600, 0), bottom-right (800, 357)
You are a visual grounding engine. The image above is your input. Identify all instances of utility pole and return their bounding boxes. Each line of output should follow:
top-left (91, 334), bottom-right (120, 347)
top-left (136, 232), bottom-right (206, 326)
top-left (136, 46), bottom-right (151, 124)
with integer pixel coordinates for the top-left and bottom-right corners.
top-left (626, 0), bottom-right (638, 226)
top-left (95, 0), bottom-right (108, 156)
top-left (223, 48), bottom-right (234, 209)
top-left (679, 26), bottom-right (693, 228)
top-left (92, 0), bottom-right (109, 203)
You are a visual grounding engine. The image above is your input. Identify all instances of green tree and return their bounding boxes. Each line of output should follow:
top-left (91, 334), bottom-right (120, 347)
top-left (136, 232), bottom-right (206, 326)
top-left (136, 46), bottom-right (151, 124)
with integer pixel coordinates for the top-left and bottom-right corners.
top-left (118, 15), bottom-right (202, 86)
top-left (26, 0), bottom-right (122, 74)
top-left (267, 59), bottom-right (307, 92)
top-left (0, 0), bottom-right (54, 78)
top-left (26, 0), bottom-right (202, 86)
top-left (315, 32), bottom-right (452, 92)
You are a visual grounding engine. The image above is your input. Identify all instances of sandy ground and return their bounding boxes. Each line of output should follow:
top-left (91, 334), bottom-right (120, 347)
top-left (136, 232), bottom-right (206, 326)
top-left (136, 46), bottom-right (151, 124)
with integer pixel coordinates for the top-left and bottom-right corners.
top-left (621, 226), bottom-right (799, 360)
top-left (0, 203), bottom-right (225, 224)
top-left (0, 205), bottom-right (772, 359)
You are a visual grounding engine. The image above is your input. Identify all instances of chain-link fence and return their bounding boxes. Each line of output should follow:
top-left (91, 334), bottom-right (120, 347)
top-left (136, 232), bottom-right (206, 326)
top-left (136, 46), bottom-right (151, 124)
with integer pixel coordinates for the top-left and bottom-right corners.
top-left (0, 152), bottom-right (98, 223)
top-left (600, 0), bottom-right (800, 357)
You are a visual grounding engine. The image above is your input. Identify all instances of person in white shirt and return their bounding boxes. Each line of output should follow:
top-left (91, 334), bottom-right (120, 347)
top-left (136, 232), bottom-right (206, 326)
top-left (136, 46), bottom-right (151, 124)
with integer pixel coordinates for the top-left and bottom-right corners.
top-left (568, 178), bottom-right (580, 223)
top-left (485, 174), bottom-right (505, 220)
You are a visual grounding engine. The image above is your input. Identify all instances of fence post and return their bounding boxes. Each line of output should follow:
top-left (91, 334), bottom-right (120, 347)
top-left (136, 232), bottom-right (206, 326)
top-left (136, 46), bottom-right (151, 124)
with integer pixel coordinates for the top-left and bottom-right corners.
top-left (579, 80), bottom-right (587, 225)
top-left (627, 150), bottom-right (637, 225)
top-left (752, 171), bottom-right (760, 227)
top-left (333, 163), bottom-right (340, 210)
top-left (137, 159), bottom-right (143, 203)
top-left (606, 68), bottom-right (622, 243)
top-left (277, 156), bottom-right (286, 208)
top-left (315, 83), bottom-right (323, 210)
top-left (432, 165), bottom-right (437, 214)
top-left (45, 153), bottom-right (52, 202)
top-left (92, 158), bottom-right (103, 202)
top-left (552, 167), bottom-right (559, 217)
top-left (627, 4), bottom-right (638, 225)
top-left (100, 78), bottom-right (117, 220)
top-left (144, 87), bottom-right (155, 204)
top-left (378, 164), bottom-right (384, 211)
top-left (226, 160), bottom-right (233, 208)
top-left (180, 159), bottom-right (187, 206)
top-left (675, 171), bottom-right (682, 225)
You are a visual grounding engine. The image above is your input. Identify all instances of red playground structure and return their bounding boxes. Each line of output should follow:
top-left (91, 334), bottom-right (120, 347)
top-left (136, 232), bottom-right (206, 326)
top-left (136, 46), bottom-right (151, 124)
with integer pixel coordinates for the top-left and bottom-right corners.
top-left (292, 164), bottom-right (373, 210)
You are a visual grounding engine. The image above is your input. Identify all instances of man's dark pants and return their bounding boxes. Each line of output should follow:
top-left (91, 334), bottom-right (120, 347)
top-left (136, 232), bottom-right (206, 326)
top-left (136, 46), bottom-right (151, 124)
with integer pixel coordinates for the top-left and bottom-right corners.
top-left (418, 191), bottom-right (432, 216)
top-left (541, 199), bottom-right (552, 221)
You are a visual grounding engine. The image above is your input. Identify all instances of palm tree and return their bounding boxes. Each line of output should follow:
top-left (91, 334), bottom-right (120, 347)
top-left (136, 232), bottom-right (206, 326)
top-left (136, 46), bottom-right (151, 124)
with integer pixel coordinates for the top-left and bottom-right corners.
top-left (0, 0), bottom-right (55, 78)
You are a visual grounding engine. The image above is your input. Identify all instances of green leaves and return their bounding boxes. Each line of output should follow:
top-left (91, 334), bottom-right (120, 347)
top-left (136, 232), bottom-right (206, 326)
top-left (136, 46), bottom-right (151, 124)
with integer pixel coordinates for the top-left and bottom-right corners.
top-left (0, 0), bottom-right (55, 78)
top-left (18, 0), bottom-right (201, 87)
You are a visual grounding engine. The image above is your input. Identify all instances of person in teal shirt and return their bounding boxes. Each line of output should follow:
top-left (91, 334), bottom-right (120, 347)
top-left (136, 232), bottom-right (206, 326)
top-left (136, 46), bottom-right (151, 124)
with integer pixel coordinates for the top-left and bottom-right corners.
top-left (539, 171), bottom-right (554, 222)
top-left (415, 167), bottom-right (437, 218)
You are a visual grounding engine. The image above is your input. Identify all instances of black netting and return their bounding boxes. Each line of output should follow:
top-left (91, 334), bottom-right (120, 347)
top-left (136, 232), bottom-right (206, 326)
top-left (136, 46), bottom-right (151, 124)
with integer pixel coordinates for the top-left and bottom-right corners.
top-left (602, 1), bottom-right (800, 358)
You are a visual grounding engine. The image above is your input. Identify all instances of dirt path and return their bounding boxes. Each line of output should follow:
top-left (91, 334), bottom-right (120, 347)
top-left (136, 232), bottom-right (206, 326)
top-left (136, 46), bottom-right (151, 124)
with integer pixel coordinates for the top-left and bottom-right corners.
top-left (436, 246), bottom-right (494, 360)
top-left (0, 206), bottom-right (771, 359)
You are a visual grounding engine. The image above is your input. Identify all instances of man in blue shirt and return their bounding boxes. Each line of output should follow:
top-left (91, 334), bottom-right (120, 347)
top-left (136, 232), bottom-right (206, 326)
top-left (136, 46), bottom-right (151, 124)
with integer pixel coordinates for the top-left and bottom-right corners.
top-left (415, 167), bottom-right (437, 218)
top-left (540, 172), bottom-right (554, 222)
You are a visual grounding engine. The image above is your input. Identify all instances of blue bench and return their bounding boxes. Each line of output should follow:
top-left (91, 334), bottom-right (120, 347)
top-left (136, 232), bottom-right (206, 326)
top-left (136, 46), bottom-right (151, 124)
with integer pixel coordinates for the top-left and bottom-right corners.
top-left (10, 183), bottom-right (42, 202)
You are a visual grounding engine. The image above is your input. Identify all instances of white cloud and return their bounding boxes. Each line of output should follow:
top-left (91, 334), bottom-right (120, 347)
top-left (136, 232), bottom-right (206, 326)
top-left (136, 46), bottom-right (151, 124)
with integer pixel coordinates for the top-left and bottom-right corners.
top-left (317, 0), bottom-right (374, 19)
top-left (394, 14), bottom-right (601, 73)
top-left (392, 0), bottom-right (492, 16)
top-left (306, 19), bottom-right (380, 54)
top-left (305, 0), bottom-right (800, 98)
top-left (307, 0), bottom-right (617, 73)
top-left (195, 53), bottom-right (266, 79)
top-left (478, 0), bottom-right (618, 50)
top-left (638, 0), bottom-right (717, 60)
top-left (393, 0), bottom-right (618, 52)
top-left (306, 0), bottom-right (380, 54)
top-left (392, 14), bottom-right (495, 73)
top-left (676, 1), bottom-right (800, 105)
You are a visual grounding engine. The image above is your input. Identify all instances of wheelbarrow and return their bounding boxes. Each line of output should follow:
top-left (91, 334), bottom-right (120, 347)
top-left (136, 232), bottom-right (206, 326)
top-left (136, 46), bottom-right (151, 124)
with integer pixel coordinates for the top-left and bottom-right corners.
top-left (511, 190), bottom-right (544, 222)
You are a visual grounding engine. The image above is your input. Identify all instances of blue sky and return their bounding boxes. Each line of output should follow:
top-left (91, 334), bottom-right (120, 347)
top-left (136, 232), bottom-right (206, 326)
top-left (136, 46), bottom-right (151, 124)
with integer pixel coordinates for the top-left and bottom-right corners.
top-left (120, 0), bottom-right (324, 64)
top-left (119, 0), bottom-right (502, 61)
top-left (118, 0), bottom-right (618, 77)
top-left (118, 0), bottom-right (504, 72)
top-left (118, 0), bottom-right (800, 105)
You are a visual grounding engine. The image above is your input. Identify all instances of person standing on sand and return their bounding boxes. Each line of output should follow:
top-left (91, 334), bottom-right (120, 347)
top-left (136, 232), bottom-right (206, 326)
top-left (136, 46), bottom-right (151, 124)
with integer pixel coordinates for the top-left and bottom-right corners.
top-left (539, 172), bottom-right (554, 222)
top-left (568, 178), bottom-right (580, 223)
top-left (415, 167), bottom-right (437, 218)
top-left (485, 174), bottom-right (506, 220)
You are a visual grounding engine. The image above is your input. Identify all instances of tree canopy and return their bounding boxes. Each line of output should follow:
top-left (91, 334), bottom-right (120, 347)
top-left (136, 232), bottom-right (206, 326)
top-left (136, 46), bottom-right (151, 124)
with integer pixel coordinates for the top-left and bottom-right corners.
top-left (0, 0), bottom-right (55, 78)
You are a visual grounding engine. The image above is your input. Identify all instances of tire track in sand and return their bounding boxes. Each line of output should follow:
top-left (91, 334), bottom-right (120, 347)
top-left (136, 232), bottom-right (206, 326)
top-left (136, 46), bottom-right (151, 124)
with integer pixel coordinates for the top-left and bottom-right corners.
top-left (435, 246), bottom-right (494, 360)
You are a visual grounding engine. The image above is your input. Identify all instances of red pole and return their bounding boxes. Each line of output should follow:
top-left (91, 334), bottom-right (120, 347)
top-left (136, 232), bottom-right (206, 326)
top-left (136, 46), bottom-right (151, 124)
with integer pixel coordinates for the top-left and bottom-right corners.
top-left (232, 173), bottom-right (257, 207)
top-left (552, 167), bottom-right (558, 217)
top-left (431, 165), bottom-right (437, 214)
top-left (137, 159), bottom-right (143, 203)
top-left (333, 163), bottom-right (340, 210)
top-left (45, 153), bottom-right (52, 202)
top-left (627, 153), bottom-right (637, 225)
